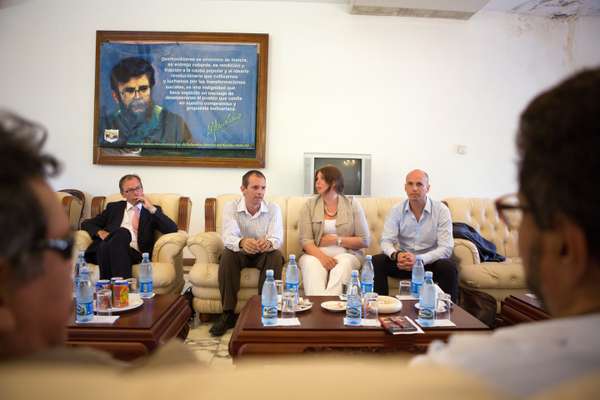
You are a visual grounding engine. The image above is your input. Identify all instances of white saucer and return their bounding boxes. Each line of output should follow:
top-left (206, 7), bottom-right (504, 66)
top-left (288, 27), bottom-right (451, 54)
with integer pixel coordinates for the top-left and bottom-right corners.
top-left (321, 300), bottom-right (347, 312)
top-left (414, 302), bottom-right (447, 313)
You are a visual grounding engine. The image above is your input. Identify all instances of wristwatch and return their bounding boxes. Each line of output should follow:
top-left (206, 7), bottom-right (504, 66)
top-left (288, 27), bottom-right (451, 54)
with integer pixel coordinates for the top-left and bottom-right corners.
top-left (336, 237), bottom-right (343, 247)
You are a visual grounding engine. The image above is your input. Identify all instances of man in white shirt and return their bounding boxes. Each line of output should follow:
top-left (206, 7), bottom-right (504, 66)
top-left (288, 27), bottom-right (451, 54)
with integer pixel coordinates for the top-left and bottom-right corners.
top-left (210, 170), bottom-right (284, 336)
top-left (412, 68), bottom-right (600, 397)
top-left (373, 169), bottom-right (458, 301)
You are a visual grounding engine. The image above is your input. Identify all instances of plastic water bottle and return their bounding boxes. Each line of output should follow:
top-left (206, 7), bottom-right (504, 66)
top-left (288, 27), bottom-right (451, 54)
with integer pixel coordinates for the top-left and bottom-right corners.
top-left (75, 266), bottom-right (94, 323)
top-left (418, 271), bottom-right (437, 327)
top-left (345, 270), bottom-right (362, 325)
top-left (411, 258), bottom-right (425, 297)
top-left (346, 268), bottom-right (363, 299)
top-left (73, 251), bottom-right (86, 294)
top-left (360, 255), bottom-right (374, 294)
top-left (261, 269), bottom-right (278, 326)
top-left (74, 251), bottom-right (86, 278)
top-left (139, 252), bottom-right (153, 299)
top-left (284, 254), bottom-right (299, 306)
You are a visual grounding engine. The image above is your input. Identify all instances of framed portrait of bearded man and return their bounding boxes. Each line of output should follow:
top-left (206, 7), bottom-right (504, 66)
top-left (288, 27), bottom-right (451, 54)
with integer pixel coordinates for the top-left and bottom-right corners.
top-left (93, 30), bottom-right (268, 168)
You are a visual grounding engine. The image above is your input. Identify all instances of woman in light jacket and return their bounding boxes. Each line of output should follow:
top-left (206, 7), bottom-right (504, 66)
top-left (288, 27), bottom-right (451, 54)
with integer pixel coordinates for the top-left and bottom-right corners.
top-left (298, 165), bottom-right (370, 295)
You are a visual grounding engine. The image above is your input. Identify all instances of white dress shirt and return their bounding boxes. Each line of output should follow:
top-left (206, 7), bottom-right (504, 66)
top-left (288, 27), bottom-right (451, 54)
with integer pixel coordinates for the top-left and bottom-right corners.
top-left (222, 198), bottom-right (283, 252)
top-left (411, 312), bottom-right (600, 397)
top-left (380, 197), bottom-right (453, 265)
top-left (120, 202), bottom-right (142, 251)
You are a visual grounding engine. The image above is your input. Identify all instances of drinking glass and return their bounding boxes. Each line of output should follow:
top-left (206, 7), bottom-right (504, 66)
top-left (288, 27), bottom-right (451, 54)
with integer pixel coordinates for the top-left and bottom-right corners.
top-left (96, 288), bottom-right (112, 315)
top-left (438, 293), bottom-right (453, 318)
top-left (363, 292), bottom-right (379, 321)
top-left (281, 291), bottom-right (296, 319)
top-left (275, 279), bottom-right (284, 306)
top-left (399, 280), bottom-right (411, 297)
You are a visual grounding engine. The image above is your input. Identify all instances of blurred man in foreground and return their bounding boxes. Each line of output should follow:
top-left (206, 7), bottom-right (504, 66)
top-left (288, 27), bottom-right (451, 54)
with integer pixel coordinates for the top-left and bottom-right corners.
top-left (412, 68), bottom-right (600, 397)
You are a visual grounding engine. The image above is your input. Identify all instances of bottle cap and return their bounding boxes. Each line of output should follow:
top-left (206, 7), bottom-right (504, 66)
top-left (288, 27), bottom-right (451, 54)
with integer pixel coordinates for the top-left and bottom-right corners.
top-left (289, 254), bottom-right (296, 260)
top-left (425, 271), bottom-right (433, 278)
top-left (366, 255), bottom-right (372, 260)
top-left (351, 270), bottom-right (358, 277)
top-left (266, 269), bottom-right (274, 277)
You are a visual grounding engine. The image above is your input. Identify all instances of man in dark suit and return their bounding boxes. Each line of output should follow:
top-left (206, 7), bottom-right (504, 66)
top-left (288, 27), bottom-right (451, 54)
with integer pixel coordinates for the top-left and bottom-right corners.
top-left (82, 174), bottom-right (177, 279)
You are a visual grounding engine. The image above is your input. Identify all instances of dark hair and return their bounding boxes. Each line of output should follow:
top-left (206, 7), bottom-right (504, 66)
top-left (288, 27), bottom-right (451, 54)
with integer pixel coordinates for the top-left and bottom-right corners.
top-left (0, 110), bottom-right (60, 283)
top-left (110, 57), bottom-right (156, 94)
top-left (517, 68), bottom-right (600, 259)
top-left (315, 165), bottom-right (344, 194)
top-left (242, 170), bottom-right (265, 188)
top-left (119, 174), bottom-right (142, 193)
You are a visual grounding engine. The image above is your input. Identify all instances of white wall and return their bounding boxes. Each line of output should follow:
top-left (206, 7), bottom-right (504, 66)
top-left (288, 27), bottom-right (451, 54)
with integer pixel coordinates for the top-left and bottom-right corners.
top-left (1, 0), bottom-right (599, 237)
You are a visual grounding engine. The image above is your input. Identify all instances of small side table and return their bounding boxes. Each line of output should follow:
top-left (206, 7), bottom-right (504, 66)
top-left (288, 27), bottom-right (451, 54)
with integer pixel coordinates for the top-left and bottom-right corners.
top-left (498, 294), bottom-right (550, 327)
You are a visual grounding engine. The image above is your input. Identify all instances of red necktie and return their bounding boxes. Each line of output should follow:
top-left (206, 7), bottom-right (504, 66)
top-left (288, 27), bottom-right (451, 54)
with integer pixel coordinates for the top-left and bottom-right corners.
top-left (132, 206), bottom-right (140, 235)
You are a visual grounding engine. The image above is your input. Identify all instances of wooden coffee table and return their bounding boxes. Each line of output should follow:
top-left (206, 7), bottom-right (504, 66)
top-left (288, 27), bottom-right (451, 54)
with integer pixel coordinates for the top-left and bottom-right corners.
top-left (499, 294), bottom-right (550, 326)
top-left (67, 293), bottom-right (192, 361)
top-left (229, 295), bottom-right (489, 359)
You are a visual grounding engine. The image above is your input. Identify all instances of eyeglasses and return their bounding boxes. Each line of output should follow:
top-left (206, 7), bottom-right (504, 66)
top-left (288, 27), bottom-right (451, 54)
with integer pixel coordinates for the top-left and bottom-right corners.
top-left (495, 193), bottom-right (530, 230)
top-left (38, 235), bottom-right (75, 260)
top-left (123, 185), bottom-right (143, 194)
top-left (119, 85), bottom-right (150, 99)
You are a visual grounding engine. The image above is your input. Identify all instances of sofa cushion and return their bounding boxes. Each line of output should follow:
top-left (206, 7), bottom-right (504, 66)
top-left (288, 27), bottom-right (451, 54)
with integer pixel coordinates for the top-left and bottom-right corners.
top-left (444, 197), bottom-right (519, 258)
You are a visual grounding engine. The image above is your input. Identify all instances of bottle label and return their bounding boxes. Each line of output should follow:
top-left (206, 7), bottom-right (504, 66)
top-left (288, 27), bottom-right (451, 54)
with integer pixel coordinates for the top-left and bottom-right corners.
top-left (418, 307), bottom-right (435, 321)
top-left (284, 282), bottom-right (298, 292)
top-left (346, 299), bottom-right (362, 320)
top-left (140, 281), bottom-right (153, 294)
top-left (411, 281), bottom-right (422, 297)
top-left (262, 304), bottom-right (277, 319)
top-left (76, 301), bottom-right (93, 317)
top-left (361, 282), bottom-right (373, 294)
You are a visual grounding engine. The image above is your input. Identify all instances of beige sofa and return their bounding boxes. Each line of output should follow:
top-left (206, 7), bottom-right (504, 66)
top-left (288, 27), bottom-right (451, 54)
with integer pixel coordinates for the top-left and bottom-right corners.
top-left (187, 195), bottom-right (403, 315)
top-left (74, 193), bottom-right (191, 295)
top-left (444, 198), bottom-right (527, 309)
top-left (188, 195), bottom-right (527, 315)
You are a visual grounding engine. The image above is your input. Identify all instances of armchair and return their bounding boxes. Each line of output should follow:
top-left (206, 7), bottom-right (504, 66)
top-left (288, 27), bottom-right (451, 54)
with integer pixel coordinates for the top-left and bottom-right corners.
top-left (75, 193), bottom-right (191, 294)
top-left (56, 189), bottom-right (85, 231)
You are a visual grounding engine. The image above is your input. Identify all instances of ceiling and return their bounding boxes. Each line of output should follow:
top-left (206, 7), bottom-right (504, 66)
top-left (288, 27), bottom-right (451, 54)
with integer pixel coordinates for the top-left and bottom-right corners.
top-left (2, 0), bottom-right (600, 18)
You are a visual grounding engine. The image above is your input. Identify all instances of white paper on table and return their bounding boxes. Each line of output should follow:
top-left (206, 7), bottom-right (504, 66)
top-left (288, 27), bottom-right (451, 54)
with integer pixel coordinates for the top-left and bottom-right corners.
top-left (415, 318), bottom-right (456, 328)
top-left (343, 318), bottom-right (381, 327)
top-left (360, 318), bottom-right (381, 327)
top-left (75, 315), bottom-right (120, 324)
top-left (271, 318), bottom-right (300, 326)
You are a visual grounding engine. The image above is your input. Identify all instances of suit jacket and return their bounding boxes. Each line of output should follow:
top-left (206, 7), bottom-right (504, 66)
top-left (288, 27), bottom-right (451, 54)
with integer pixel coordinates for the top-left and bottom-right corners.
top-left (82, 201), bottom-right (178, 256)
top-left (452, 222), bottom-right (506, 262)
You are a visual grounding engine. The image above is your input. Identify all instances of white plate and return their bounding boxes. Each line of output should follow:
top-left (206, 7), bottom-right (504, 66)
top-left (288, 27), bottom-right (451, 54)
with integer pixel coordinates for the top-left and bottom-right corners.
top-left (414, 302), bottom-right (447, 313)
top-left (376, 295), bottom-right (403, 314)
top-left (96, 293), bottom-right (144, 313)
top-left (321, 300), bottom-right (347, 312)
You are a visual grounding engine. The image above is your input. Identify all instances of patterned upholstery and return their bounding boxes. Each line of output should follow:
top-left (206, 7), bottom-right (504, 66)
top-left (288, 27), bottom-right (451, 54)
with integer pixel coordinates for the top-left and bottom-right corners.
top-left (74, 193), bottom-right (191, 295)
top-left (443, 198), bottom-right (527, 308)
top-left (188, 195), bottom-right (403, 315)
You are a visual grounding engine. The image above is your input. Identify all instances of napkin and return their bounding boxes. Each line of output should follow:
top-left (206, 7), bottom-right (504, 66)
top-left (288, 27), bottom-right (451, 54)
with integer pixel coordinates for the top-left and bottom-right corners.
top-left (343, 318), bottom-right (381, 327)
top-left (415, 318), bottom-right (456, 328)
top-left (75, 315), bottom-right (120, 324)
top-left (270, 318), bottom-right (300, 326)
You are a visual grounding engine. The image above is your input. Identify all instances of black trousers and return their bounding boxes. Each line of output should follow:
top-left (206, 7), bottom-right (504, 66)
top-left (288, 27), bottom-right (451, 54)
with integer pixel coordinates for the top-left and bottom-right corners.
top-left (85, 228), bottom-right (142, 279)
top-left (218, 248), bottom-right (284, 312)
top-left (372, 253), bottom-right (459, 302)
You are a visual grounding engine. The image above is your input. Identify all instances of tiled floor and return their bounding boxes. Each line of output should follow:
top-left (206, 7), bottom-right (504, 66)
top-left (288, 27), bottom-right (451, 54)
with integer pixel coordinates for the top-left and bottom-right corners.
top-left (184, 318), bottom-right (234, 368)
top-left (182, 271), bottom-right (234, 368)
